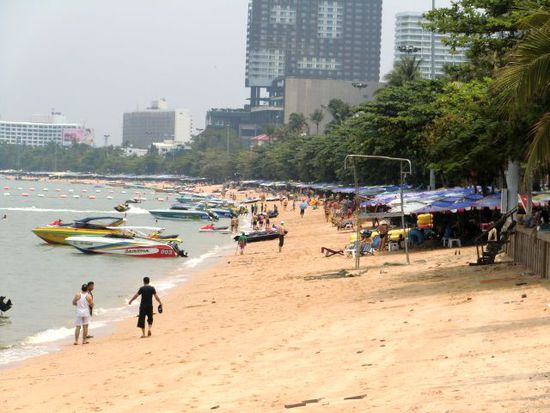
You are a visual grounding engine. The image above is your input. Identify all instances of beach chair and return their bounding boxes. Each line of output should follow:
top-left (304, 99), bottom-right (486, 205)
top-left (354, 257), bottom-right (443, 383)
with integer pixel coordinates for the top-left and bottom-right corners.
top-left (344, 242), bottom-right (374, 258)
top-left (321, 247), bottom-right (344, 257)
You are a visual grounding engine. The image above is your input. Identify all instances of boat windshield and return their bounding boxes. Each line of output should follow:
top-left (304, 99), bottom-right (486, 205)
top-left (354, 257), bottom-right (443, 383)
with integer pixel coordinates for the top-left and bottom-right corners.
top-left (73, 217), bottom-right (125, 229)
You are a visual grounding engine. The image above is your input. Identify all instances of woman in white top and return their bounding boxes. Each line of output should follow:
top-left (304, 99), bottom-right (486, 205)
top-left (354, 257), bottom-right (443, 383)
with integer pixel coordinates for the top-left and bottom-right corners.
top-left (72, 284), bottom-right (93, 345)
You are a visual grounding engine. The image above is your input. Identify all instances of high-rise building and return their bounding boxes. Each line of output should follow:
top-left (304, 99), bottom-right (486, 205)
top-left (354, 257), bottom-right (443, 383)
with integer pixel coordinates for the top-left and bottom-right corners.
top-left (245, 0), bottom-right (383, 107)
top-left (122, 99), bottom-right (192, 149)
top-left (394, 12), bottom-right (467, 79)
top-left (0, 113), bottom-right (94, 147)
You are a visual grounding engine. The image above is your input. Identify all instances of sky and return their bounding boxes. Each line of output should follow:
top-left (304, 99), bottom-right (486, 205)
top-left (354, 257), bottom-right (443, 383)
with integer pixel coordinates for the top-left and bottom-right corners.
top-left (0, 0), bottom-right (452, 145)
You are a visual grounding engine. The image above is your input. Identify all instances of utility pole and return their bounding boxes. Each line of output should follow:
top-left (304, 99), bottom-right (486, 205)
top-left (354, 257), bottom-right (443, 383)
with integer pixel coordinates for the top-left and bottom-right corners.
top-left (429, 0), bottom-right (437, 190)
top-left (431, 0), bottom-right (436, 81)
top-left (226, 124), bottom-right (230, 155)
top-left (104, 134), bottom-right (110, 158)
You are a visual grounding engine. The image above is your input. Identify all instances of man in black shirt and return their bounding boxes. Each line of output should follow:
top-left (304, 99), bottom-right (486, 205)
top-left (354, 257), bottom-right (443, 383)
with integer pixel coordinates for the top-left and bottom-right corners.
top-left (128, 277), bottom-right (163, 338)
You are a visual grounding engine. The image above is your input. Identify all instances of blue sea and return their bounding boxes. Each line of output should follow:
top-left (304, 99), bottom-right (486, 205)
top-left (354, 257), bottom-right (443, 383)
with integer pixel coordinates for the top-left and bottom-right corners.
top-left (0, 178), bottom-right (235, 366)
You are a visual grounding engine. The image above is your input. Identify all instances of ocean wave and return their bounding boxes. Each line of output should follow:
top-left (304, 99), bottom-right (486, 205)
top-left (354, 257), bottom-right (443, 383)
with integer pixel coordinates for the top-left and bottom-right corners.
top-left (0, 239), bottom-right (231, 367)
top-left (0, 206), bottom-right (151, 215)
top-left (0, 207), bottom-right (119, 214)
top-left (24, 321), bottom-right (106, 345)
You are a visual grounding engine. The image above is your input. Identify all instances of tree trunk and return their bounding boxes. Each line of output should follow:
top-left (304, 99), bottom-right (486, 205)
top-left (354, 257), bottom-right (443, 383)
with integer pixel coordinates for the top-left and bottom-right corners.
top-left (504, 160), bottom-right (519, 214)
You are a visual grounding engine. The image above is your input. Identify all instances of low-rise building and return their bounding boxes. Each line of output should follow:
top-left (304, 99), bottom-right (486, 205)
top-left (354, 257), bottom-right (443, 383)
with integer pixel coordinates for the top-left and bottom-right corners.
top-left (0, 113), bottom-right (94, 147)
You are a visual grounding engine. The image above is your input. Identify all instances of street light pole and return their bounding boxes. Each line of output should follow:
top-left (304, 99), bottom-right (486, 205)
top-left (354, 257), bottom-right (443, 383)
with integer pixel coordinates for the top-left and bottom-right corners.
top-left (431, 0), bottom-right (436, 80)
top-left (226, 124), bottom-right (230, 155)
top-left (429, 0), bottom-right (437, 190)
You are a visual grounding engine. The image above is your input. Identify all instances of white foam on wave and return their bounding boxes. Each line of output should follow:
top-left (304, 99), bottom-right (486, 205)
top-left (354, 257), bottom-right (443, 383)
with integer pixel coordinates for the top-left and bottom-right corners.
top-left (0, 207), bottom-right (117, 214)
top-left (125, 206), bottom-right (149, 215)
top-left (24, 320), bottom-right (107, 345)
top-left (0, 206), bottom-right (151, 215)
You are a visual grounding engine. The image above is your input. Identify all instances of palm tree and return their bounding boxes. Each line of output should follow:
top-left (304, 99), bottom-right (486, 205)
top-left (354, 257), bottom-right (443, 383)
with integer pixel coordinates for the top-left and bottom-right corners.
top-left (309, 108), bottom-right (325, 135)
top-left (493, 8), bottom-right (550, 172)
top-left (288, 113), bottom-right (308, 134)
top-left (384, 56), bottom-right (423, 87)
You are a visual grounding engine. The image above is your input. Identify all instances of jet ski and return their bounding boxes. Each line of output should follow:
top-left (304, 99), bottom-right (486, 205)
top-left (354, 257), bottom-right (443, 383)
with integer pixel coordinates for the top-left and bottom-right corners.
top-left (199, 224), bottom-right (230, 233)
top-left (233, 228), bottom-right (288, 243)
top-left (0, 296), bottom-right (13, 313)
top-left (66, 234), bottom-right (187, 258)
top-left (114, 203), bottom-right (130, 212)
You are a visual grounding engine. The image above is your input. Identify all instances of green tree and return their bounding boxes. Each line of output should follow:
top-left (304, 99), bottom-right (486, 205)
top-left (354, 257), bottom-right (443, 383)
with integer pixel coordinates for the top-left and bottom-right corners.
top-left (287, 113), bottom-right (308, 134)
top-left (323, 99), bottom-right (352, 133)
top-left (493, 7), bottom-right (550, 171)
top-left (309, 108), bottom-right (325, 135)
top-left (384, 55), bottom-right (423, 86)
top-left (427, 79), bottom-right (504, 186)
top-left (425, 0), bottom-right (549, 79)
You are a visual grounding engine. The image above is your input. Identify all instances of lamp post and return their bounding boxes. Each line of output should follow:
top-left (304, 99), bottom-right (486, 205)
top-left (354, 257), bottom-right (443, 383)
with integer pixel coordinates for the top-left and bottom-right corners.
top-left (344, 155), bottom-right (413, 270)
top-left (431, 0), bottom-right (436, 81)
top-left (397, 45), bottom-right (420, 54)
top-left (104, 134), bottom-right (110, 159)
top-left (226, 124), bottom-right (230, 155)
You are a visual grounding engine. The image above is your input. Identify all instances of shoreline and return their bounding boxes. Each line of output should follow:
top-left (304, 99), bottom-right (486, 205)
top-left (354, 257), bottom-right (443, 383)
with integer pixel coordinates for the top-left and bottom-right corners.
top-left (2, 202), bottom-right (550, 412)
top-left (0, 241), bottom-right (234, 370)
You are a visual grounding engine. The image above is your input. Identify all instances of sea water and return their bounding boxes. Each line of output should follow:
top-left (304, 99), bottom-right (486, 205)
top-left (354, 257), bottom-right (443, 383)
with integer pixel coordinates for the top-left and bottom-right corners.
top-left (0, 178), bottom-right (234, 366)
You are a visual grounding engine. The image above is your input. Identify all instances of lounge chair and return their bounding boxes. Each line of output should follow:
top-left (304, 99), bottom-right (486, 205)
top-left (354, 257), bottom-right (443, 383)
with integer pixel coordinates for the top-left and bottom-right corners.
top-left (321, 247), bottom-right (344, 257)
top-left (344, 242), bottom-right (375, 258)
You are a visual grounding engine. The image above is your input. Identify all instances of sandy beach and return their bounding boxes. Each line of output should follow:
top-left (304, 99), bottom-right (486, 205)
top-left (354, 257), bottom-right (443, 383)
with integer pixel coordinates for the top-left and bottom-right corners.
top-left (1, 198), bottom-right (549, 412)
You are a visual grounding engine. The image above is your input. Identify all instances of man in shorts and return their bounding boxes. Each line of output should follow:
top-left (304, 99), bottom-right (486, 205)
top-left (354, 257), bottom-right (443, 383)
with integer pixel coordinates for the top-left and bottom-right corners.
top-left (278, 222), bottom-right (286, 253)
top-left (72, 284), bottom-right (93, 345)
top-left (86, 281), bottom-right (95, 339)
top-left (128, 277), bottom-right (163, 338)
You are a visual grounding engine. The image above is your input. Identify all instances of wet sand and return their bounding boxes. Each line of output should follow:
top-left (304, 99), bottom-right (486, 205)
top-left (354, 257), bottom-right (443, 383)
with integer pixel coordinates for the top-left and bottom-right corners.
top-left (1, 199), bottom-right (549, 412)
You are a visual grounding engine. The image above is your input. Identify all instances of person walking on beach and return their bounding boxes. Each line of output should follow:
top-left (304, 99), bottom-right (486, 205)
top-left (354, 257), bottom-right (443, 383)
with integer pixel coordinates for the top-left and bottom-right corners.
top-left (128, 277), bottom-right (163, 338)
top-left (86, 281), bottom-right (95, 339)
top-left (72, 284), bottom-right (93, 345)
top-left (238, 232), bottom-right (247, 255)
top-left (300, 201), bottom-right (307, 218)
top-left (278, 222), bottom-right (286, 253)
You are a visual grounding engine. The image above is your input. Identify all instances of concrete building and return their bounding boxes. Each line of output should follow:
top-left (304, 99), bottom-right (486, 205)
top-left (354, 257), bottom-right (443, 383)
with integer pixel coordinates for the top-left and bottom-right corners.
top-left (276, 77), bottom-right (382, 133)
top-left (246, 0), bottom-right (383, 109)
top-left (394, 12), bottom-right (467, 79)
top-left (122, 99), bottom-right (192, 148)
top-left (0, 113), bottom-right (94, 147)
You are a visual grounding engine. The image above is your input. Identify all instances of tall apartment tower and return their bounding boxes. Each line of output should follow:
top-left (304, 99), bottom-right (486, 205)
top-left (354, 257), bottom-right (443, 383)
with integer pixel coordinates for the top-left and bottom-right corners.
top-left (394, 12), bottom-right (467, 79)
top-left (245, 0), bottom-right (383, 107)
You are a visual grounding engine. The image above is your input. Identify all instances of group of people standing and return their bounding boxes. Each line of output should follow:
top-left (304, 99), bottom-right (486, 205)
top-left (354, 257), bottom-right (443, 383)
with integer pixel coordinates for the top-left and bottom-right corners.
top-left (73, 277), bottom-right (163, 344)
top-left (72, 281), bottom-right (94, 345)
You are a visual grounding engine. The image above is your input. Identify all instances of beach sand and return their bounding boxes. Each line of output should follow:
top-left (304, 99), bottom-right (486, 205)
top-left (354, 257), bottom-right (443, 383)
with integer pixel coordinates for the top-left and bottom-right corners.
top-left (1, 199), bottom-right (549, 412)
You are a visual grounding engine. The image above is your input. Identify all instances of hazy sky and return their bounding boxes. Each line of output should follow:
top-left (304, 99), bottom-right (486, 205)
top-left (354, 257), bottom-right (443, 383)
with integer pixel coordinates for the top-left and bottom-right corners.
top-left (0, 0), bottom-right (451, 145)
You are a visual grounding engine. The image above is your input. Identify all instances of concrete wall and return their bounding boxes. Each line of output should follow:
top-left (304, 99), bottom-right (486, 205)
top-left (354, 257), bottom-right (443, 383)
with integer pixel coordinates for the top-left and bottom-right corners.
top-left (283, 77), bottom-right (383, 134)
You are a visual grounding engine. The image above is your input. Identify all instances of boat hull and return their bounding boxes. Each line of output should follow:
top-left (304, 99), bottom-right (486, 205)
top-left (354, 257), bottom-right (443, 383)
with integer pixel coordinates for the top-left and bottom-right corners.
top-left (32, 227), bottom-right (122, 245)
top-left (149, 209), bottom-right (216, 221)
top-left (66, 236), bottom-right (178, 258)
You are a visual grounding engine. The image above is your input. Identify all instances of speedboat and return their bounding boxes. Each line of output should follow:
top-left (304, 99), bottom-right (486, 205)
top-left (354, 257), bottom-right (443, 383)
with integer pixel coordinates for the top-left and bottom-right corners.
top-left (233, 228), bottom-right (288, 243)
top-left (207, 208), bottom-right (235, 218)
top-left (32, 217), bottom-right (126, 245)
top-left (66, 235), bottom-right (187, 258)
top-left (148, 209), bottom-right (219, 221)
top-left (114, 203), bottom-right (130, 212)
top-left (110, 226), bottom-right (183, 244)
top-left (0, 296), bottom-right (12, 313)
top-left (199, 224), bottom-right (230, 233)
